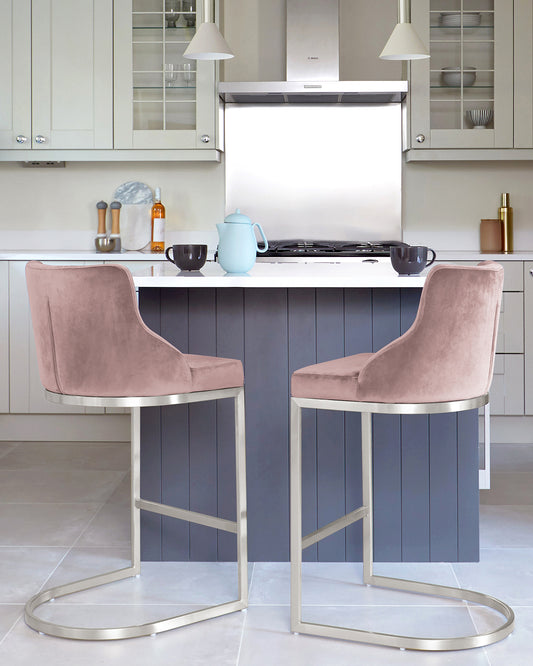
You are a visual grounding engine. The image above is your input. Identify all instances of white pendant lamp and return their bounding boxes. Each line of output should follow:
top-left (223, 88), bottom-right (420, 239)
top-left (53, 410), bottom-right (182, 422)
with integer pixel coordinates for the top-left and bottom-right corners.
top-left (183, 0), bottom-right (234, 61)
top-left (380, 0), bottom-right (430, 61)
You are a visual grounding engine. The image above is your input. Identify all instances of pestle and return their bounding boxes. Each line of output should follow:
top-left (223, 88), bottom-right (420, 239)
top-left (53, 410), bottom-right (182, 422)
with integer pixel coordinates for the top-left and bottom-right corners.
top-left (109, 201), bottom-right (122, 253)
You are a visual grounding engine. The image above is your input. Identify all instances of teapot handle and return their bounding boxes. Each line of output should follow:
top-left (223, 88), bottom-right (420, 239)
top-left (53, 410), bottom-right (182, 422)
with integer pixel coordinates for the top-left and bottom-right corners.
top-left (254, 223), bottom-right (269, 253)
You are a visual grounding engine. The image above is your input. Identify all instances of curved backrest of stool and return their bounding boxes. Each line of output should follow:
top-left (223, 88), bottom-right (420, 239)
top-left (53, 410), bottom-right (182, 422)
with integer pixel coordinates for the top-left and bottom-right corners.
top-left (26, 261), bottom-right (192, 397)
top-left (356, 261), bottom-right (503, 404)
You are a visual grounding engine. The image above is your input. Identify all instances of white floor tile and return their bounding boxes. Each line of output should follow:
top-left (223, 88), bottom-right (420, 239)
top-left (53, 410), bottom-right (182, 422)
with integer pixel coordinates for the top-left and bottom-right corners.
top-left (0, 469), bottom-right (126, 503)
top-left (0, 503), bottom-right (101, 547)
top-left (44, 561), bottom-right (252, 607)
top-left (452, 548), bottom-right (533, 606)
top-left (250, 562), bottom-right (462, 607)
top-left (41, 547), bottom-right (131, 589)
top-left (480, 473), bottom-right (533, 505)
top-left (0, 442), bottom-right (130, 471)
top-left (0, 548), bottom-right (67, 603)
top-left (0, 605), bottom-right (23, 642)
top-left (467, 605), bottom-right (532, 666)
top-left (237, 606), bottom-right (491, 666)
top-left (0, 443), bottom-right (18, 461)
top-left (479, 506), bottom-right (533, 548)
top-left (0, 608), bottom-right (244, 666)
top-left (75, 503), bottom-right (131, 548)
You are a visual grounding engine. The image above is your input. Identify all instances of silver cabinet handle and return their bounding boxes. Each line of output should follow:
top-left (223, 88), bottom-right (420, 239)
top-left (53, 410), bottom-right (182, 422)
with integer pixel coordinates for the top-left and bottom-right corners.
top-left (34, 135), bottom-right (47, 144)
top-left (16, 135), bottom-right (28, 144)
top-left (200, 134), bottom-right (210, 143)
top-left (415, 134), bottom-right (426, 143)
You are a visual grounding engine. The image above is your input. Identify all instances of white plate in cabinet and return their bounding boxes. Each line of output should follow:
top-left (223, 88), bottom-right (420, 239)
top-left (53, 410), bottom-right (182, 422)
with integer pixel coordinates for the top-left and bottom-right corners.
top-left (497, 292), bottom-right (524, 353)
top-left (8, 261), bottom-right (103, 415)
top-left (490, 353), bottom-right (524, 415)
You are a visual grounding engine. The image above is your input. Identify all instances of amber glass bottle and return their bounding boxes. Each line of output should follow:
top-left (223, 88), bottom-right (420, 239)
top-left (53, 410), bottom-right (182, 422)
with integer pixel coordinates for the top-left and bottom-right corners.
top-left (151, 187), bottom-right (165, 253)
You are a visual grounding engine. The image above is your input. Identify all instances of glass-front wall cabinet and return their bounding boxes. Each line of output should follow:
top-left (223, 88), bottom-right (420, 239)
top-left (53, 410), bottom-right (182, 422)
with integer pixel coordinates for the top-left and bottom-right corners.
top-left (410, 0), bottom-right (514, 149)
top-left (114, 0), bottom-right (217, 150)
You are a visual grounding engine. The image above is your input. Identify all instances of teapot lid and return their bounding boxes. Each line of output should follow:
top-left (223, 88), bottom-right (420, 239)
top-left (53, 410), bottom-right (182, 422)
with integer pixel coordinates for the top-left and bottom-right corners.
top-left (224, 208), bottom-right (252, 225)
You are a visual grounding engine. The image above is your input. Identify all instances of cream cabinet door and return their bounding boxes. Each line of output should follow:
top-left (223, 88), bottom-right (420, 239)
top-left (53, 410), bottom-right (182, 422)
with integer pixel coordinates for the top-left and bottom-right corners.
top-left (0, 1), bottom-right (31, 150)
top-left (409, 0), bottom-right (514, 150)
top-left (31, 0), bottom-right (113, 150)
top-left (0, 262), bottom-right (9, 413)
top-left (524, 261), bottom-right (533, 414)
top-left (490, 353), bottom-right (524, 415)
top-left (9, 261), bottom-right (103, 414)
top-left (114, 0), bottom-right (217, 150)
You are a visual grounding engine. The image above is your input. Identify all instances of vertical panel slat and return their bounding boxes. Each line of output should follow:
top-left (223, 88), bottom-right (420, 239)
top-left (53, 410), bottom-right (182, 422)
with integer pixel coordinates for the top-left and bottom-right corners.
top-left (244, 289), bottom-right (289, 561)
top-left (430, 413), bottom-right (458, 561)
top-left (457, 410), bottom-right (479, 561)
top-left (188, 288), bottom-right (218, 561)
top-left (344, 288), bottom-right (372, 561)
top-left (372, 289), bottom-right (402, 561)
top-left (316, 289), bottom-right (345, 561)
top-left (216, 288), bottom-right (245, 561)
top-left (402, 415), bottom-right (430, 560)
top-left (138, 289), bottom-right (162, 560)
top-left (160, 289), bottom-right (189, 560)
top-left (400, 289), bottom-right (428, 560)
top-left (288, 289), bottom-right (318, 562)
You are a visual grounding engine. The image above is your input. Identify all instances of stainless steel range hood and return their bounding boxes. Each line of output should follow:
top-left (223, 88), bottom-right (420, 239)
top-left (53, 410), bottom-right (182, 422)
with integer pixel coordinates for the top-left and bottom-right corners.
top-left (219, 0), bottom-right (407, 104)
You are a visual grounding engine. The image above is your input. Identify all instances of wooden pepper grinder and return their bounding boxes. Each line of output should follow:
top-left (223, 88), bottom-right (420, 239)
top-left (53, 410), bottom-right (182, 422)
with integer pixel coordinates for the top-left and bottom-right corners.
top-left (109, 201), bottom-right (122, 253)
top-left (96, 201), bottom-right (108, 238)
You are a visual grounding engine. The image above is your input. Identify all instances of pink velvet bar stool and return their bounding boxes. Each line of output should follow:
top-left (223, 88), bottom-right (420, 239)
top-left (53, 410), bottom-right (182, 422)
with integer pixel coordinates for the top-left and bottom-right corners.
top-left (290, 261), bottom-right (514, 651)
top-left (24, 261), bottom-right (247, 640)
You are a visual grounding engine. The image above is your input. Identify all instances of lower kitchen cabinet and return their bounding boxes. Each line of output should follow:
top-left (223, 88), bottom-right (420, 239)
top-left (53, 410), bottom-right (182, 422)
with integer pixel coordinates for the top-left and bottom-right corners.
top-left (491, 353), bottom-right (524, 415)
top-left (8, 261), bottom-right (103, 414)
top-left (0, 263), bottom-right (9, 413)
top-left (524, 261), bottom-right (533, 414)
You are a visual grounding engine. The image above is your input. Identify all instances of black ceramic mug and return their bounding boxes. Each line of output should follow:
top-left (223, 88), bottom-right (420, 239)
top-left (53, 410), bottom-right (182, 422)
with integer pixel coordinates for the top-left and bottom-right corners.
top-left (165, 244), bottom-right (207, 271)
top-left (390, 245), bottom-right (436, 276)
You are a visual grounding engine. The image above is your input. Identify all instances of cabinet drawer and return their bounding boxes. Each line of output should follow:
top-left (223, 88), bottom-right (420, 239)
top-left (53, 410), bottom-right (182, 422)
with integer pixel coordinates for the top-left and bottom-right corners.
top-left (496, 292), bottom-right (524, 353)
top-left (490, 354), bottom-right (524, 415)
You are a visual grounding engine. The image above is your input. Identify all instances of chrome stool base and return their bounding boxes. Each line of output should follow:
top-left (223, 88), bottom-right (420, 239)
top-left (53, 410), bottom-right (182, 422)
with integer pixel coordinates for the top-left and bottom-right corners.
top-left (25, 388), bottom-right (248, 641)
top-left (290, 396), bottom-right (514, 652)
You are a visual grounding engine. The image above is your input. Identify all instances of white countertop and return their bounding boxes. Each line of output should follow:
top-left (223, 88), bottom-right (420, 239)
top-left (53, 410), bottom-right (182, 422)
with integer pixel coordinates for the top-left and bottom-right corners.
top-left (0, 250), bottom-right (167, 261)
top-left (130, 258), bottom-right (427, 288)
top-left (1, 249), bottom-right (532, 262)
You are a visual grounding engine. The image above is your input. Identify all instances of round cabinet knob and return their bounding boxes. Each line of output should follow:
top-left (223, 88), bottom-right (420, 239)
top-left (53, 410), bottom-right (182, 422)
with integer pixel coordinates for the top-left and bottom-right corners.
top-left (34, 135), bottom-right (47, 144)
top-left (200, 134), bottom-right (210, 143)
top-left (16, 135), bottom-right (28, 144)
top-left (415, 134), bottom-right (426, 144)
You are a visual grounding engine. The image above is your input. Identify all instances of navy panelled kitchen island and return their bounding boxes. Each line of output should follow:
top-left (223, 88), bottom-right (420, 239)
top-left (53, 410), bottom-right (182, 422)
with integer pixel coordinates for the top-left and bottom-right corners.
top-left (133, 261), bottom-right (479, 563)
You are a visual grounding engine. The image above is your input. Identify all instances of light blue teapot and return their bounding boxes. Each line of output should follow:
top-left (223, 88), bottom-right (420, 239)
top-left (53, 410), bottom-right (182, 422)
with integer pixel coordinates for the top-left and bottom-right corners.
top-left (217, 209), bottom-right (268, 273)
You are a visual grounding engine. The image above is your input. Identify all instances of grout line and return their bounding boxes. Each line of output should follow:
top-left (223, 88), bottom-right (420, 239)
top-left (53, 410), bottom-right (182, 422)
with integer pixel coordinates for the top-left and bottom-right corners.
top-left (0, 609), bottom-right (24, 649)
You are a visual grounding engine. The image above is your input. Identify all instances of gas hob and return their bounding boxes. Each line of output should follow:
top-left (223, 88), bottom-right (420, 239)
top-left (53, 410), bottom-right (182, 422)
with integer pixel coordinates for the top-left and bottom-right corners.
top-left (258, 239), bottom-right (408, 258)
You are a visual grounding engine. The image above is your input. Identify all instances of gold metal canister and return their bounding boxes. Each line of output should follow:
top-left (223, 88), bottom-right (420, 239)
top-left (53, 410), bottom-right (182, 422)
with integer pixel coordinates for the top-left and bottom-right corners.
top-left (499, 193), bottom-right (513, 254)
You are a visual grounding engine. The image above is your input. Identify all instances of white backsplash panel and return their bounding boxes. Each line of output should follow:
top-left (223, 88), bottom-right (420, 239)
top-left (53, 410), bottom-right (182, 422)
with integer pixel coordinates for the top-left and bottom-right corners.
top-left (224, 103), bottom-right (402, 241)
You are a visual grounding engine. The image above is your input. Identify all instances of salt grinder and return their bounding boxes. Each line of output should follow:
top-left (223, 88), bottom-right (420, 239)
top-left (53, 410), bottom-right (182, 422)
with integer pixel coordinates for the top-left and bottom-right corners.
top-left (94, 201), bottom-right (116, 253)
top-left (109, 201), bottom-right (122, 253)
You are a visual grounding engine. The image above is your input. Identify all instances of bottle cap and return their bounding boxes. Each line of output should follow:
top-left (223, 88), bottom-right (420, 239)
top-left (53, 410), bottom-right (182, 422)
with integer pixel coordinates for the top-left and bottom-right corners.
top-left (501, 193), bottom-right (510, 206)
top-left (155, 187), bottom-right (161, 201)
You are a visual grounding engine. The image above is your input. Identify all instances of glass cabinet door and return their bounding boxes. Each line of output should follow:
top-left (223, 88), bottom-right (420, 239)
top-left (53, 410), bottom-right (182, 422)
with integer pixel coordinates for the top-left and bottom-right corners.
top-left (410, 0), bottom-right (513, 149)
top-left (114, 0), bottom-right (217, 150)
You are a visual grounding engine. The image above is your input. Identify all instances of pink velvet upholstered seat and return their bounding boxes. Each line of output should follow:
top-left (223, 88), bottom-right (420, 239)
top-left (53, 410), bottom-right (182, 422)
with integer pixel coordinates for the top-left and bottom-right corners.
top-left (292, 262), bottom-right (503, 404)
top-left (25, 261), bottom-right (243, 397)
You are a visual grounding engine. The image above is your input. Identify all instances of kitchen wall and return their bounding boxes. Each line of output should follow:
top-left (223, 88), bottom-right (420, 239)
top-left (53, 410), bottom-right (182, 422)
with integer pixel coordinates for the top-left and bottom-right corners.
top-left (0, 1), bottom-right (532, 251)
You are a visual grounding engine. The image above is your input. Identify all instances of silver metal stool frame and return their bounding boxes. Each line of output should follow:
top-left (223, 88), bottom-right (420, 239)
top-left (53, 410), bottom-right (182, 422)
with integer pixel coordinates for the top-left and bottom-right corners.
top-left (290, 393), bottom-right (515, 652)
top-left (25, 387), bottom-right (247, 641)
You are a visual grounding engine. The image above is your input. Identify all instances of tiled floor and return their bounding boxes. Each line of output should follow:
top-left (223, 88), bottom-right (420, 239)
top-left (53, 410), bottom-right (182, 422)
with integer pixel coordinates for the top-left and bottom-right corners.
top-left (0, 440), bottom-right (531, 665)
